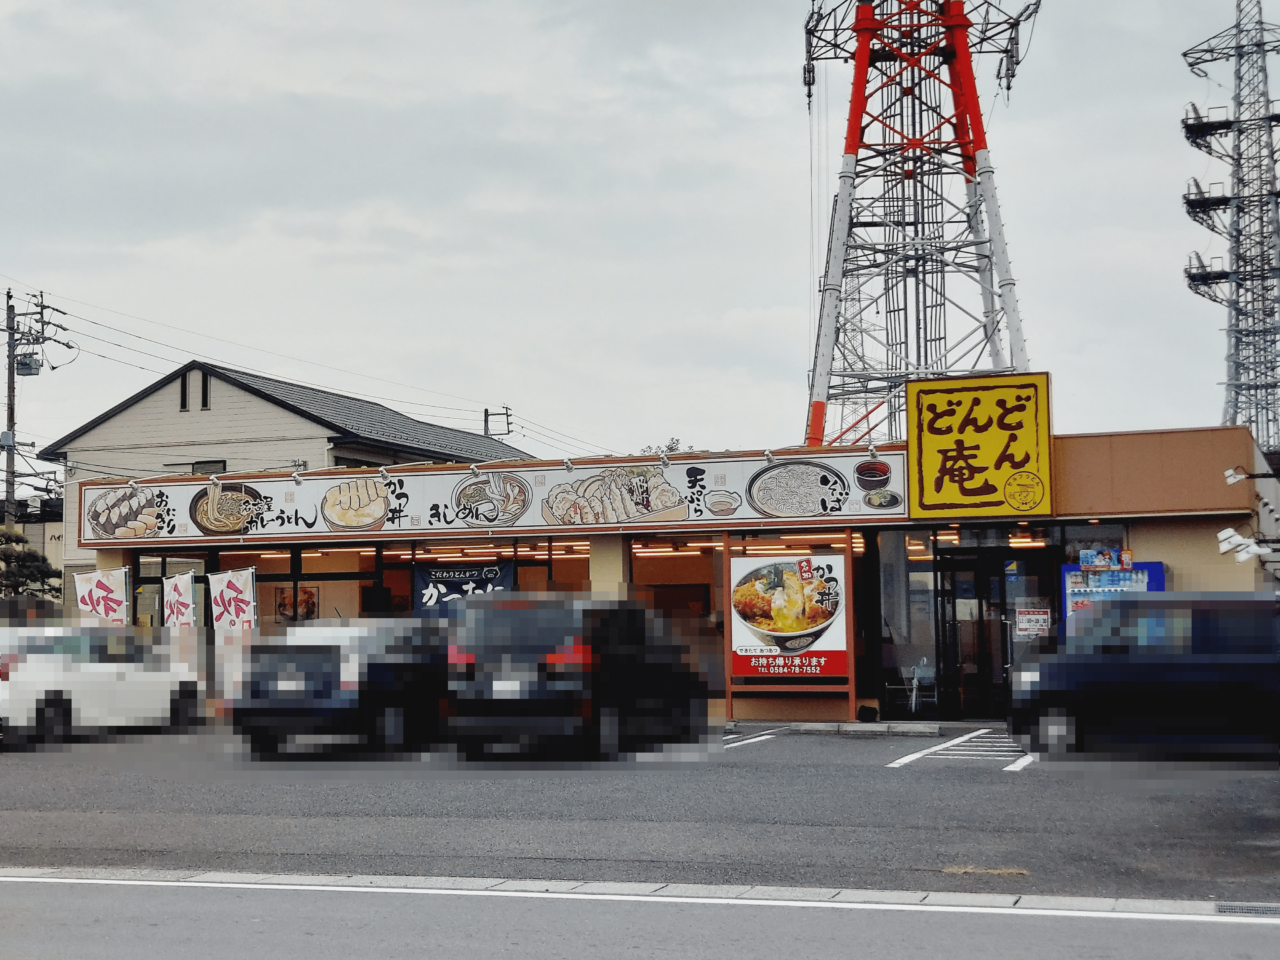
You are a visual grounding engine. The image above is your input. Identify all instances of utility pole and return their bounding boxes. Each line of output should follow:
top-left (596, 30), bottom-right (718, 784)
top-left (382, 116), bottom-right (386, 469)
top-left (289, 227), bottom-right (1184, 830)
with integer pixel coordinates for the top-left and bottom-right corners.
top-left (3, 289), bottom-right (73, 530)
top-left (5, 291), bottom-right (14, 531)
top-left (483, 405), bottom-right (513, 437)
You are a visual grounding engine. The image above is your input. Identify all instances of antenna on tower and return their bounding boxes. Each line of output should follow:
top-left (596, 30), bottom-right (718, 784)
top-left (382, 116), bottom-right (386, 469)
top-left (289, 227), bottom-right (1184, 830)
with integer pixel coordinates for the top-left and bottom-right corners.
top-left (1183, 1), bottom-right (1280, 463)
top-left (801, 1), bottom-right (1039, 448)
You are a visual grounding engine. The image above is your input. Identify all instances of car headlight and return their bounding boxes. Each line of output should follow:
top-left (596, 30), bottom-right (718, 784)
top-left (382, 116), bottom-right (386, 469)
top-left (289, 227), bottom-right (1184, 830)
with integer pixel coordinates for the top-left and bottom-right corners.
top-left (1012, 668), bottom-right (1040, 691)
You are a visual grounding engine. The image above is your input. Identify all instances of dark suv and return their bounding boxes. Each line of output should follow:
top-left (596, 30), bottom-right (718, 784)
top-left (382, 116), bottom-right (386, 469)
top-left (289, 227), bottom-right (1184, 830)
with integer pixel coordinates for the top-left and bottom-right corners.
top-left (232, 620), bottom-right (447, 757)
top-left (443, 595), bottom-right (717, 762)
top-left (1010, 593), bottom-right (1280, 764)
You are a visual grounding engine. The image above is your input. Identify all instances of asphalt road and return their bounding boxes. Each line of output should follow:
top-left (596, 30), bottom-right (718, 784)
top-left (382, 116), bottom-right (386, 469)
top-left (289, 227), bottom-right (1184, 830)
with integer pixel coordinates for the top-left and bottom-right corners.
top-left (0, 725), bottom-right (1277, 902)
top-left (1, 878), bottom-right (1277, 960)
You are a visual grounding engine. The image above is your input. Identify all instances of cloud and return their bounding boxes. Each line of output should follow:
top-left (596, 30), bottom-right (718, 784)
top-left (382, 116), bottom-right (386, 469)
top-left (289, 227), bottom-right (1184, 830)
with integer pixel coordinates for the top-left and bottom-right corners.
top-left (5, 0), bottom-right (1260, 474)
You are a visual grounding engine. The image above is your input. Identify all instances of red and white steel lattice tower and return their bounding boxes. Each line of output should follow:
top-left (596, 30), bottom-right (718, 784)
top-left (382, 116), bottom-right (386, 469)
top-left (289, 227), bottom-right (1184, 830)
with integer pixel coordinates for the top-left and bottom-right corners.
top-left (802, 1), bottom-right (1039, 448)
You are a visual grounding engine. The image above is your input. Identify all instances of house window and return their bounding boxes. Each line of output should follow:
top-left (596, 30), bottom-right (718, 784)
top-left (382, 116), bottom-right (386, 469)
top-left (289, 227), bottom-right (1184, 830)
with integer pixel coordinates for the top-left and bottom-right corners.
top-left (191, 460), bottom-right (226, 475)
top-left (179, 373), bottom-right (189, 412)
top-left (201, 371), bottom-right (211, 410)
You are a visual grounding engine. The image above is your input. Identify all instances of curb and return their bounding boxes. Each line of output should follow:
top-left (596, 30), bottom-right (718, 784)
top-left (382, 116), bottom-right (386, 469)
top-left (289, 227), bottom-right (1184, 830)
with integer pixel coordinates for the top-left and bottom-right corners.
top-left (0, 866), bottom-right (1276, 920)
top-left (725, 721), bottom-right (1000, 738)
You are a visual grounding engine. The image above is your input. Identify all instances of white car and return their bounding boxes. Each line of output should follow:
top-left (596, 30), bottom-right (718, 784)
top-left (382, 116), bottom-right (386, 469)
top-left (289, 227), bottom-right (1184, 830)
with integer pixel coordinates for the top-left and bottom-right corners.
top-left (0, 626), bottom-right (201, 747)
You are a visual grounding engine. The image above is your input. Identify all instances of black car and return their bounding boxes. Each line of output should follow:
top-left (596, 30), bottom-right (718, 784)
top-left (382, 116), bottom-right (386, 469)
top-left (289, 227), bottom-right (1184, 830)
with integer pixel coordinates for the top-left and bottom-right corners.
top-left (1009, 593), bottom-right (1280, 765)
top-left (232, 620), bottom-right (448, 757)
top-left (442, 594), bottom-right (717, 762)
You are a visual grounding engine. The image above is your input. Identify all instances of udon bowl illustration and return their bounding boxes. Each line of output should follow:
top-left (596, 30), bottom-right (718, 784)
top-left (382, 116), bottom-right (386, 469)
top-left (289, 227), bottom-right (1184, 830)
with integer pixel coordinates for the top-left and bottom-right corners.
top-left (731, 561), bottom-right (840, 655)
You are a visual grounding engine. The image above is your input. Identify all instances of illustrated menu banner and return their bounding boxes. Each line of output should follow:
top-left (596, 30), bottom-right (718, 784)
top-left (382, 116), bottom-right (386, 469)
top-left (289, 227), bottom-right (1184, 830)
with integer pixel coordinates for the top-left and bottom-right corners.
top-left (907, 372), bottom-right (1053, 519)
top-left (78, 451), bottom-right (909, 547)
top-left (729, 554), bottom-right (847, 678)
top-left (74, 567), bottom-right (129, 625)
top-left (413, 561), bottom-right (514, 612)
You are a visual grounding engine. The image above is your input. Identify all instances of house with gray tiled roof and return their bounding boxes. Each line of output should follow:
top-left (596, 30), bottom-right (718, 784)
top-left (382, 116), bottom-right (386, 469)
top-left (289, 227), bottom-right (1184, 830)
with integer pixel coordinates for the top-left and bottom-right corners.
top-left (39, 360), bottom-right (528, 477)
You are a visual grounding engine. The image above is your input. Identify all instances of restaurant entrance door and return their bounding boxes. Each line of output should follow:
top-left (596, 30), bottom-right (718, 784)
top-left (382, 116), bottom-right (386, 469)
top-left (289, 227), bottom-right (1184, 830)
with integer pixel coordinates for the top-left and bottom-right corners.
top-left (935, 547), bottom-right (1059, 719)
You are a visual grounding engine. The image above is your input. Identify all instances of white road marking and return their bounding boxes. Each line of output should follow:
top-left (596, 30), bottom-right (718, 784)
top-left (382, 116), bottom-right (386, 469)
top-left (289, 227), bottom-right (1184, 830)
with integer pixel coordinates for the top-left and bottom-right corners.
top-left (1003, 753), bottom-right (1036, 772)
top-left (920, 731), bottom-right (1024, 763)
top-left (725, 734), bottom-right (776, 749)
top-left (0, 876), bottom-right (1274, 925)
top-left (886, 729), bottom-right (991, 767)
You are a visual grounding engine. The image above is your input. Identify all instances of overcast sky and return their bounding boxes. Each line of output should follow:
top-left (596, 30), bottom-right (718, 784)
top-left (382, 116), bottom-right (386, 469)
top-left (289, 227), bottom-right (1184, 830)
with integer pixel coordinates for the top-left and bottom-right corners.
top-left (1, 0), bottom-right (1255, 492)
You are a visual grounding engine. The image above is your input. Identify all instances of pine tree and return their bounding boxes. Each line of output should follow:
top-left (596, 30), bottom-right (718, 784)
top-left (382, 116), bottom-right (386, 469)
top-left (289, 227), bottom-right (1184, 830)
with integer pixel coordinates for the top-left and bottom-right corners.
top-left (0, 531), bottom-right (62, 600)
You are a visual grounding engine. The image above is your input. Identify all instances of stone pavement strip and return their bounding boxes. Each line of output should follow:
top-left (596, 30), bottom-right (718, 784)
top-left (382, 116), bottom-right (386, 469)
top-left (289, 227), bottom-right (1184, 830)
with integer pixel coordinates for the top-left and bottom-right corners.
top-left (2, 865), bottom-right (1275, 918)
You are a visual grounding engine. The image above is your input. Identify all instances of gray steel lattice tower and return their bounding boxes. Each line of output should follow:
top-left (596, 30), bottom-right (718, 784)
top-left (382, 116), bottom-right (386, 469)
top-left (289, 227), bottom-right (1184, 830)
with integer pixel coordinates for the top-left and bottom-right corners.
top-left (1184, 0), bottom-right (1280, 455)
top-left (802, 1), bottom-right (1038, 449)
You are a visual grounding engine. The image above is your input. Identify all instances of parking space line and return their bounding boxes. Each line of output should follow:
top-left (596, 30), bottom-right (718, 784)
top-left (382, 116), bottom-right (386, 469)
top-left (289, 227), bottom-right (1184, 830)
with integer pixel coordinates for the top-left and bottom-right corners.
top-left (724, 735), bottom-right (776, 749)
top-left (1003, 753), bottom-right (1036, 771)
top-left (886, 729), bottom-right (991, 767)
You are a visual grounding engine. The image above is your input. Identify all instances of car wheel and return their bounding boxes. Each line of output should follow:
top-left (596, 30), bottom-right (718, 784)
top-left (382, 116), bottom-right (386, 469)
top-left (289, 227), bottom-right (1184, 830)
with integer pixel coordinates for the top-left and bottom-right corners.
top-left (1036, 708), bottom-right (1078, 757)
top-left (369, 705), bottom-right (406, 752)
top-left (247, 732), bottom-right (282, 758)
top-left (169, 687), bottom-right (200, 731)
top-left (35, 698), bottom-right (72, 745)
top-left (593, 706), bottom-right (621, 761)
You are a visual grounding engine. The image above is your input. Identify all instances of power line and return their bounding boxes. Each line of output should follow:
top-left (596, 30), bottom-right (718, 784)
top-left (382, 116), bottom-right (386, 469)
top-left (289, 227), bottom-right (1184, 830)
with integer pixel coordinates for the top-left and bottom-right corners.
top-left (63, 310), bottom-right (484, 416)
top-left (58, 320), bottom-right (490, 426)
top-left (0, 270), bottom-right (492, 410)
top-left (1, 271), bottom-right (626, 458)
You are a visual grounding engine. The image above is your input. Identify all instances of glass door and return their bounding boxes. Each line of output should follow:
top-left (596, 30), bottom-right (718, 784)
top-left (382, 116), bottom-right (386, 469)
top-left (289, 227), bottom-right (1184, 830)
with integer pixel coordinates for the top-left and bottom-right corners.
top-left (936, 554), bottom-right (1008, 719)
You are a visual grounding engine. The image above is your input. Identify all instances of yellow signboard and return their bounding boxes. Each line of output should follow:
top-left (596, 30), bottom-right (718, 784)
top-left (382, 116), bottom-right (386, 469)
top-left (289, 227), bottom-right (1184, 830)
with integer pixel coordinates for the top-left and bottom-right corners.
top-left (907, 373), bottom-right (1052, 518)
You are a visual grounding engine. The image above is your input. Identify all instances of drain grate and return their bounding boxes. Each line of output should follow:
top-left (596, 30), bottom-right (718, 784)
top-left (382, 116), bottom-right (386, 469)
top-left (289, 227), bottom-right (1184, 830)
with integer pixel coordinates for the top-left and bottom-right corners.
top-left (1215, 903), bottom-right (1280, 916)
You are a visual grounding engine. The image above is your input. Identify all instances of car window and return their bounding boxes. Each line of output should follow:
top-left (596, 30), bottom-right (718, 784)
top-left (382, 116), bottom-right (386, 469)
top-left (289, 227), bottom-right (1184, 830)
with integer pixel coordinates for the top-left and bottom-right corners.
top-left (89, 635), bottom-right (152, 664)
top-left (1054, 601), bottom-right (1278, 656)
top-left (1059, 606), bottom-right (1191, 654)
top-left (1190, 610), bottom-right (1277, 654)
top-left (9, 630), bottom-right (92, 659)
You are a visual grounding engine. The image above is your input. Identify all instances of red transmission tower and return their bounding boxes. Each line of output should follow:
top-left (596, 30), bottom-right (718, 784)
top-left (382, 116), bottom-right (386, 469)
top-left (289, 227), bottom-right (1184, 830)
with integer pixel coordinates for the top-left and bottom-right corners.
top-left (803, 1), bottom-right (1038, 448)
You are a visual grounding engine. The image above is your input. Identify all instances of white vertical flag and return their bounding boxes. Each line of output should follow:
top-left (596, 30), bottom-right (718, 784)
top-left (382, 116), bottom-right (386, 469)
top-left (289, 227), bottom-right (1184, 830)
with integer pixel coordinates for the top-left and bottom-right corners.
top-left (207, 567), bottom-right (256, 712)
top-left (207, 568), bottom-right (256, 633)
top-left (162, 571), bottom-right (197, 627)
top-left (74, 567), bottom-right (130, 625)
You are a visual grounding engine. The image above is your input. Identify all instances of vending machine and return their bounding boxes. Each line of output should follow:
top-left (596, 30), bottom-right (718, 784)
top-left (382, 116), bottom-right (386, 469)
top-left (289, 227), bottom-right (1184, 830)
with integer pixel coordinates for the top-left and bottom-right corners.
top-left (1061, 554), bottom-right (1166, 619)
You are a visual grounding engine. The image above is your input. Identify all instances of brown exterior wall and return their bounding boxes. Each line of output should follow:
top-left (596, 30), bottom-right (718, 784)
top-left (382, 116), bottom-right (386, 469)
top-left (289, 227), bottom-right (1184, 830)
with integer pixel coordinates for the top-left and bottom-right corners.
top-left (1053, 426), bottom-right (1257, 519)
top-left (1128, 517), bottom-right (1266, 592)
top-left (732, 697), bottom-right (849, 722)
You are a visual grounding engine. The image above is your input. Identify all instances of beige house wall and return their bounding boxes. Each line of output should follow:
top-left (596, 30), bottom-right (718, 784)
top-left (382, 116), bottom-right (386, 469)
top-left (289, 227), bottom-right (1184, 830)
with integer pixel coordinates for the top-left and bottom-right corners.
top-left (61, 374), bottom-right (334, 481)
top-left (56, 375), bottom-right (341, 582)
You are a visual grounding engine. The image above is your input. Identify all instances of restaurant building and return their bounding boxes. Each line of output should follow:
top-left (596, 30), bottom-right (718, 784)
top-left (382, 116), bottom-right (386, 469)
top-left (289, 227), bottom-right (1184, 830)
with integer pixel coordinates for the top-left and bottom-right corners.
top-left (69, 374), bottom-right (1280, 721)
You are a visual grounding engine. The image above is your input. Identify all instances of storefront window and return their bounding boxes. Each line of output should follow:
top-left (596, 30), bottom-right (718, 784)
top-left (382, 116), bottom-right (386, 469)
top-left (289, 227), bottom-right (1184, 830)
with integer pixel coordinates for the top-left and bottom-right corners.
top-left (1063, 523), bottom-right (1125, 564)
top-left (219, 549), bottom-right (290, 575)
top-left (879, 531), bottom-right (936, 672)
top-left (301, 547), bottom-right (376, 575)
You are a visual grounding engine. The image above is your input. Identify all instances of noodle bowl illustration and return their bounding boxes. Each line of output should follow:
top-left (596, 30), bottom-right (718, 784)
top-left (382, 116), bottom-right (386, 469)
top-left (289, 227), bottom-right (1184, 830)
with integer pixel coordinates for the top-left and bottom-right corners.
top-left (188, 484), bottom-right (263, 537)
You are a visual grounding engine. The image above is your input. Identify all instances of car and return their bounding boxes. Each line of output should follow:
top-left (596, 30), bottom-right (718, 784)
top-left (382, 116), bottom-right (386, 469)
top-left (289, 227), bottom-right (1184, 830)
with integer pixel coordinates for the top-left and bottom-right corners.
top-left (1009, 592), bottom-right (1280, 765)
top-left (230, 620), bottom-right (448, 757)
top-left (442, 594), bottom-right (717, 762)
top-left (0, 623), bottom-right (201, 748)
